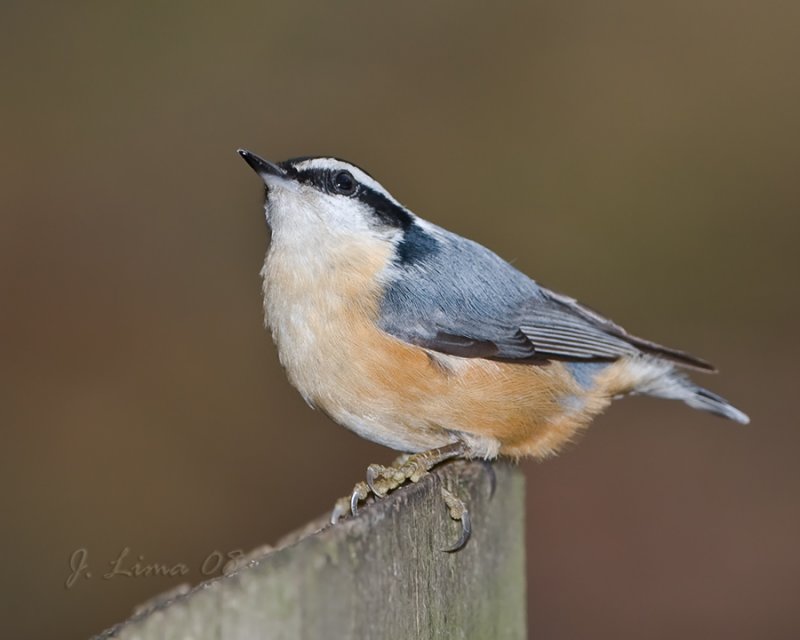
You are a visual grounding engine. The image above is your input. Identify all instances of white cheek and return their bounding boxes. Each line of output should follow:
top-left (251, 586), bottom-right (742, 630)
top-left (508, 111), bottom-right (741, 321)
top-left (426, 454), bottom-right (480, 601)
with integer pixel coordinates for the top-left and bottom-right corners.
top-left (266, 188), bottom-right (318, 230)
top-left (266, 187), bottom-right (393, 242)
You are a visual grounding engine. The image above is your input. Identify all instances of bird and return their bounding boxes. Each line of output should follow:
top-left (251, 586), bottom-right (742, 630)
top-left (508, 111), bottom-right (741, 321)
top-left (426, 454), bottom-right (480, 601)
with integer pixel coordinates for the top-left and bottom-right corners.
top-left (238, 149), bottom-right (748, 550)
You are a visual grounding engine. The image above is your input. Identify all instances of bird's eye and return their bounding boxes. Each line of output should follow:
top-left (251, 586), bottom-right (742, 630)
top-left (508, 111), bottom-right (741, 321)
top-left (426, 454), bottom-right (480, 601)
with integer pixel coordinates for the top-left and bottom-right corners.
top-left (331, 170), bottom-right (357, 196)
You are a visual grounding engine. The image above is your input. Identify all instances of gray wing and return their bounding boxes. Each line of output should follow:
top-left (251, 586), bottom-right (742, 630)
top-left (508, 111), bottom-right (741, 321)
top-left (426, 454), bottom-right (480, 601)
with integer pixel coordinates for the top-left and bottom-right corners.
top-left (378, 224), bottom-right (714, 371)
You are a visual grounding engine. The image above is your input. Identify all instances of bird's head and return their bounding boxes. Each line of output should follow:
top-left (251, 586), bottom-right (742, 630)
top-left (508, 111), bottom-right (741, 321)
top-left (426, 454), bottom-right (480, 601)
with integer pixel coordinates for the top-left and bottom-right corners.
top-left (239, 150), bottom-right (423, 246)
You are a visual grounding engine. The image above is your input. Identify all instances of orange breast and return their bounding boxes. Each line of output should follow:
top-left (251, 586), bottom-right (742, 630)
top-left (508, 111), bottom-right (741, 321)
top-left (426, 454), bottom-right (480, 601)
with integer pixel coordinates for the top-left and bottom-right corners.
top-left (264, 235), bottom-right (618, 460)
top-left (330, 318), bottom-right (616, 459)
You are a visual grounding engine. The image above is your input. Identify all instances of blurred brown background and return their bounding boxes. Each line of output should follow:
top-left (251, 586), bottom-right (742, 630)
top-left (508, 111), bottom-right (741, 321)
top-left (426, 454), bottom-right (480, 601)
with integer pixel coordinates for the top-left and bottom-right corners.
top-left (1, 1), bottom-right (798, 638)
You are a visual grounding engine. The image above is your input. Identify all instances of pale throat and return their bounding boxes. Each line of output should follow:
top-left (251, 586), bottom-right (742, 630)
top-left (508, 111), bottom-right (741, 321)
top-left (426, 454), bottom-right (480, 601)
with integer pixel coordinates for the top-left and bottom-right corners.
top-left (262, 226), bottom-right (392, 343)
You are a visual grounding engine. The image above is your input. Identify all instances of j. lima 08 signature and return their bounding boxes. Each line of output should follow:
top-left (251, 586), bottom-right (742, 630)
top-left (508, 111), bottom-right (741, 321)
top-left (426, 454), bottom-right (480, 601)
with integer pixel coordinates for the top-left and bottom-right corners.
top-left (65, 547), bottom-right (246, 588)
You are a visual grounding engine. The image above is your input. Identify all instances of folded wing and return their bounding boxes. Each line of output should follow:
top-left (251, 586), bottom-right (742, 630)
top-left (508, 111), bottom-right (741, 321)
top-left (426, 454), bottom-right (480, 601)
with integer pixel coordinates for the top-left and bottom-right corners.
top-left (378, 224), bottom-right (713, 371)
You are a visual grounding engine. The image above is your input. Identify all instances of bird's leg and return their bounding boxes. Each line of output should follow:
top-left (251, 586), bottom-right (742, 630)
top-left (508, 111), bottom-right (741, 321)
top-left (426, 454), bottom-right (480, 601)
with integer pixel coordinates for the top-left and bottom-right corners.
top-left (330, 442), bottom-right (467, 524)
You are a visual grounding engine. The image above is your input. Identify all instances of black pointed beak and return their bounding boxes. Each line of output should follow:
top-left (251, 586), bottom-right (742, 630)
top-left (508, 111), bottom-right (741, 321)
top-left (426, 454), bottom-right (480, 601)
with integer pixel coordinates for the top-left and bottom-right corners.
top-left (237, 149), bottom-right (286, 178)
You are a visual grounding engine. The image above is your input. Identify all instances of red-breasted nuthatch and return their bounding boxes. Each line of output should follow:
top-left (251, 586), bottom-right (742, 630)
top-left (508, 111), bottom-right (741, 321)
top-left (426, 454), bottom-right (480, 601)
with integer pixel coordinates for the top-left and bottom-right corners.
top-left (238, 150), bottom-right (748, 550)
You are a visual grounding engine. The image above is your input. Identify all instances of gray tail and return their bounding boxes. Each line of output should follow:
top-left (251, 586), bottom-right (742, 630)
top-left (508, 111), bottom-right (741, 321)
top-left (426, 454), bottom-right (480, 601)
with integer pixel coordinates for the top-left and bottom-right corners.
top-left (635, 364), bottom-right (750, 424)
top-left (683, 386), bottom-right (750, 424)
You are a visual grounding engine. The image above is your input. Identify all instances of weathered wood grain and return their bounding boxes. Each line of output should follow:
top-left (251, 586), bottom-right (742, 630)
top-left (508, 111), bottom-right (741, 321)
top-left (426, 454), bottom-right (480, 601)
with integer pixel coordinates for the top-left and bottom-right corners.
top-left (93, 460), bottom-right (526, 640)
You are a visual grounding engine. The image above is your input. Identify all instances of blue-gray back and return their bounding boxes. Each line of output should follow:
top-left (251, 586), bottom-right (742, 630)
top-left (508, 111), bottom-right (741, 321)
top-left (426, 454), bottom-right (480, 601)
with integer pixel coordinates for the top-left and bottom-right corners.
top-left (377, 221), bottom-right (712, 370)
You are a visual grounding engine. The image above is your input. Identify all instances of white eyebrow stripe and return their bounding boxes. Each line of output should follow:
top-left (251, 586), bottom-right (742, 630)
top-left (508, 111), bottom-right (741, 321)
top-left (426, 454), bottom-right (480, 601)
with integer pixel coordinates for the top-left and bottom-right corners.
top-left (292, 158), bottom-right (403, 207)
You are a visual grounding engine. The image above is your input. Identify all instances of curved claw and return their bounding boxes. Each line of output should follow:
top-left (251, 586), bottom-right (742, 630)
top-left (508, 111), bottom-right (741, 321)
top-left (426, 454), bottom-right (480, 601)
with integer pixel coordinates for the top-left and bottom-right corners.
top-left (440, 486), bottom-right (472, 553)
top-left (331, 482), bottom-right (369, 524)
top-left (350, 488), bottom-right (362, 517)
top-left (442, 509), bottom-right (472, 553)
top-left (330, 503), bottom-right (345, 525)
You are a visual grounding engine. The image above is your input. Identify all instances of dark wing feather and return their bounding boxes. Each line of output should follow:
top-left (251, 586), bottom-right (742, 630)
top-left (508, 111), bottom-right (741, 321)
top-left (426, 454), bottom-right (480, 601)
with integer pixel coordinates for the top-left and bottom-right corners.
top-left (519, 291), bottom-right (715, 370)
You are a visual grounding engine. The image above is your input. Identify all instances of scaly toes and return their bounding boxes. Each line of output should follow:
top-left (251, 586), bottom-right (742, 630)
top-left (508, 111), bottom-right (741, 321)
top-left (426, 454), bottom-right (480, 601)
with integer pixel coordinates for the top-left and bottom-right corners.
top-left (331, 444), bottom-right (469, 528)
top-left (330, 462), bottom-right (432, 526)
top-left (365, 464), bottom-right (408, 497)
top-left (400, 458), bottom-right (430, 483)
top-left (440, 486), bottom-right (472, 553)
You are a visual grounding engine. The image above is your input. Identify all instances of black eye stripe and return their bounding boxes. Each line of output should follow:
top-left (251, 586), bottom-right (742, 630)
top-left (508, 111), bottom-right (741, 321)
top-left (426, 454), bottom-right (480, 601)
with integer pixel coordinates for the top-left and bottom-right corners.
top-left (283, 167), bottom-right (353, 195)
top-left (277, 161), bottom-right (412, 229)
top-left (355, 186), bottom-right (412, 229)
top-left (279, 156), bottom-right (376, 180)
top-left (284, 167), bottom-right (324, 187)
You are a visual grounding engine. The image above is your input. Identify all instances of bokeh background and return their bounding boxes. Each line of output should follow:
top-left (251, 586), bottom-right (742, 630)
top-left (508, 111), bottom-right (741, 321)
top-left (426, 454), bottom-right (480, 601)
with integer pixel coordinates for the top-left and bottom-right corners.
top-left (2, 1), bottom-right (798, 638)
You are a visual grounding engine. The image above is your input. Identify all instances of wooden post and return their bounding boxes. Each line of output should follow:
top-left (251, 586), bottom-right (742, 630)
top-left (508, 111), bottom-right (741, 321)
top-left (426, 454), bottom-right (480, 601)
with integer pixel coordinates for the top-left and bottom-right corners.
top-left (93, 461), bottom-right (526, 639)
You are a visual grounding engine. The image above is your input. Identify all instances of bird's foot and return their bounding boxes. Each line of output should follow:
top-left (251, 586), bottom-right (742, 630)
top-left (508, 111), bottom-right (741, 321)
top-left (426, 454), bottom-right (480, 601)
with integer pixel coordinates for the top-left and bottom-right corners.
top-left (330, 481), bottom-right (370, 525)
top-left (330, 442), bottom-right (466, 525)
top-left (440, 485), bottom-right (471, 552)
